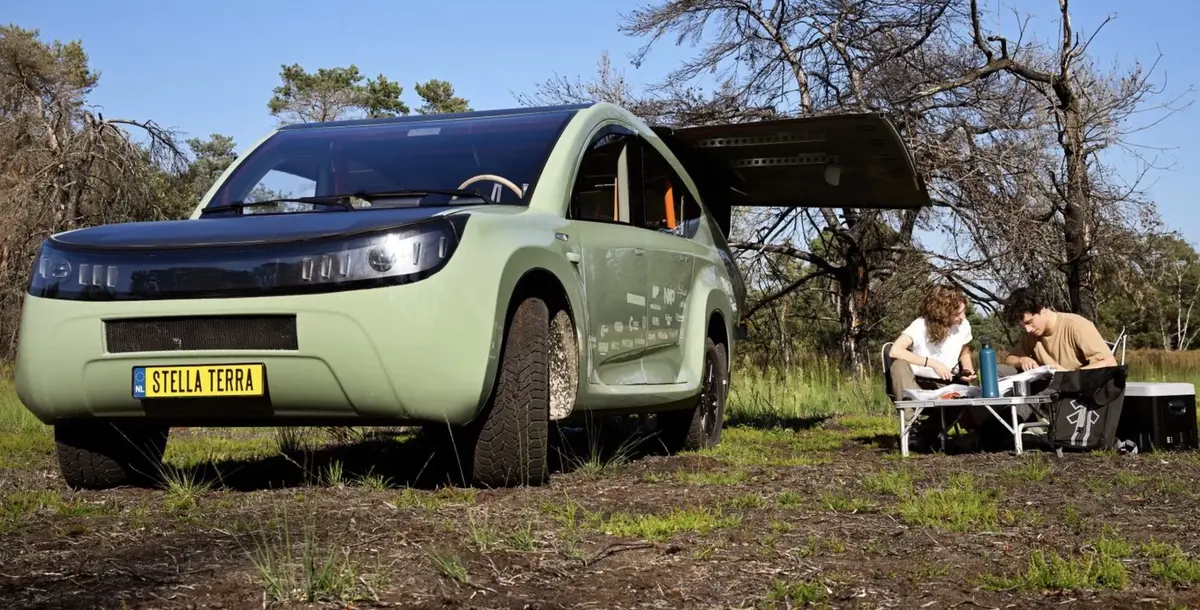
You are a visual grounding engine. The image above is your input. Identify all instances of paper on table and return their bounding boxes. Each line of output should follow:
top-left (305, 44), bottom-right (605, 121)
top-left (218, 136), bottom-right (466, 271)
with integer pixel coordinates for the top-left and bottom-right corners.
top-left (998, 365), bottom-right (1055, 395)
top-left (902, 384), bottom-right (982, 401)
top-left (899, 366), bottom-right (1056, 401)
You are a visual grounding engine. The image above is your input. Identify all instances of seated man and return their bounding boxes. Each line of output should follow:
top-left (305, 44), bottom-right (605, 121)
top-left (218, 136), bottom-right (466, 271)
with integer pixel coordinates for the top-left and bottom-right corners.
top-left (971, 286), bottom-right (1118, 447)
top-left (1000, 287), bottom-right (1117, 375)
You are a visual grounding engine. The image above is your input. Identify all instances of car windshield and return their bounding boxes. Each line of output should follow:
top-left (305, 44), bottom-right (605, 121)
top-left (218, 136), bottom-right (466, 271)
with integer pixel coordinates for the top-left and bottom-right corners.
top-left (204, 108), bottom-right (579, 214)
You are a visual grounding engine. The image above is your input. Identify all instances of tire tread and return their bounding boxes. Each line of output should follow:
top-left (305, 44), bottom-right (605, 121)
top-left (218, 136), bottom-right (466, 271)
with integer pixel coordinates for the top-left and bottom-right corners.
top-left (55, 423), bottom-right (168, 490)
top-left (471, 297), bottom-right (550, 487)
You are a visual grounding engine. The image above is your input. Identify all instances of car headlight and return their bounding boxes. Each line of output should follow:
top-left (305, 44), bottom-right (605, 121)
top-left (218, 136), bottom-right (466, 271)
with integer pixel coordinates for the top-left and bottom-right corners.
top-left (28, 216), bottom-right (468, 301)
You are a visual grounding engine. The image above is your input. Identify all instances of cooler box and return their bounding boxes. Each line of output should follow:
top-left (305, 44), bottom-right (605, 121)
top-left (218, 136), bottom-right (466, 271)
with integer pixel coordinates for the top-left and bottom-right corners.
top-left (1116, 382), bottom-right (1197, 452)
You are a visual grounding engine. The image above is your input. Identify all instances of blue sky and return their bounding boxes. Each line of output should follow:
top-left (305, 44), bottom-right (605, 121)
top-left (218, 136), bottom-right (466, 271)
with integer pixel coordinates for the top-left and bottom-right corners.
top-left (7, 0), bottom-right (1198, 245)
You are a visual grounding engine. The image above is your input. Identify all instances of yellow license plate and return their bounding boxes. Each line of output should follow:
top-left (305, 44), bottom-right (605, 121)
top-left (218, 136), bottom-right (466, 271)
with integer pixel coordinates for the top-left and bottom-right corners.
top-left (132, 364), bottom-right (265, 399)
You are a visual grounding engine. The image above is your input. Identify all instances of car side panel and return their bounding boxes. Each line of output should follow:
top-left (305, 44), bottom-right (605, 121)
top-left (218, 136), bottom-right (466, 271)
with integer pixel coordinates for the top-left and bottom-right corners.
top-left (569, 220), bottom-right (649, 385)
top-left (640, 230), bottom-right (699, 384)
top-left (675, 251), bottom-right (736, 384)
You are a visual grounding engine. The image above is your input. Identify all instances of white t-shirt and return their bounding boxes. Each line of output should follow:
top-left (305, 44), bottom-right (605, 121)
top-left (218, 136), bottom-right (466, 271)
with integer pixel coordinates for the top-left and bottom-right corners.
top-left (901, 317), bottom-right (973, 378)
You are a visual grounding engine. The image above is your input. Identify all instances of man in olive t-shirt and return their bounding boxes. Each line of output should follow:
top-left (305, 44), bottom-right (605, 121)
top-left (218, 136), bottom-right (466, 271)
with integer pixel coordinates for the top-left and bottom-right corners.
top-left (966, 287), bottom-right (1118, 448)
top-left (1000, 287), bottom-right (1117, 372)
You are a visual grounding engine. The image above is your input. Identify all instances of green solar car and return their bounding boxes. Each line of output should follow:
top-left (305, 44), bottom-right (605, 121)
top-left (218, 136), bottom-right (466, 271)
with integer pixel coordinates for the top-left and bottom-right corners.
top-left (13, 102), bottom-right (928, 490)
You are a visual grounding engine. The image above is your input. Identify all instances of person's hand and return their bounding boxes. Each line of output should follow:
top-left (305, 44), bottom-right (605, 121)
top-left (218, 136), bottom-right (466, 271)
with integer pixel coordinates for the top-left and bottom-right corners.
top-left (958, 367), bottom-right (976, 381)
top-left (929, 360), bottom-right (953, 380)
top-left (1018, 357), bottom-right (1040, 371)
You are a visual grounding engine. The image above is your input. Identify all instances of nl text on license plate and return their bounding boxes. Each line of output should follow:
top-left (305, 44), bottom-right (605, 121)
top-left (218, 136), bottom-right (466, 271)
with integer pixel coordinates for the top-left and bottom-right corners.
top-left (132, 364), bottom-right (265, 399)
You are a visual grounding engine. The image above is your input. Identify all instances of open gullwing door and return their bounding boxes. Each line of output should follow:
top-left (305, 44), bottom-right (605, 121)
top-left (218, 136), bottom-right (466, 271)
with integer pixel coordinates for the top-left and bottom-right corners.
top-left (653, 112), bottom-right (931, 237)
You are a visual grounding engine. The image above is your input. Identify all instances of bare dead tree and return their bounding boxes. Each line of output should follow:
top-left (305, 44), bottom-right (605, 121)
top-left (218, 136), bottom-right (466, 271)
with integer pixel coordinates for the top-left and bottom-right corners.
top-left (519, 0), bottom-right (1189, 370)
top-left (0, 25), bottom-right (191, 357)
top-left (920, 0), bottom-right (1194, 318)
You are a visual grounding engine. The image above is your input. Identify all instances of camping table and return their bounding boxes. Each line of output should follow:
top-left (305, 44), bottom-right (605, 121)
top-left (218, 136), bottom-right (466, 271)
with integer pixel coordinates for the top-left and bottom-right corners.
top-left (894, 395), bottom-right (1055, 456)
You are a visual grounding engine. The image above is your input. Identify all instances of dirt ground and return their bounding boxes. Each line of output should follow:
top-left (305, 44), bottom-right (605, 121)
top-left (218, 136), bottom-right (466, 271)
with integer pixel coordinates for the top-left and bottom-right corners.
top-left (3, 415), bottom-right (1200, 610)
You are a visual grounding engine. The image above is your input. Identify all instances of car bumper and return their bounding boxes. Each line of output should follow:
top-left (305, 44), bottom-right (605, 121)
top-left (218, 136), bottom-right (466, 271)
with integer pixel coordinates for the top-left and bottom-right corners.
top-left (14, 275), bottom-right (500, 426)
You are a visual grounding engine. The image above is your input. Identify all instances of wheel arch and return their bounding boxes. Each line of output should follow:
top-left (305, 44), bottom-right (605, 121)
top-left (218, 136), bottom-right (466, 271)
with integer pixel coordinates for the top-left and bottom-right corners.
top-left (474, 252), bottom-right (586, 421)
top-left (707, 309), bottom-right (729, 354)
top-left (678, 271), bottom-right (735, 391)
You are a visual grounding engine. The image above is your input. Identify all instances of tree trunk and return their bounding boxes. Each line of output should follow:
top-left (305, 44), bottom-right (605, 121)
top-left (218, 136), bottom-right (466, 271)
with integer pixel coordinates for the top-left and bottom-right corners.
top-left (836, 256), bottom-right (870, 374)
top-left (1059, 82), bottom-right (1096, 319)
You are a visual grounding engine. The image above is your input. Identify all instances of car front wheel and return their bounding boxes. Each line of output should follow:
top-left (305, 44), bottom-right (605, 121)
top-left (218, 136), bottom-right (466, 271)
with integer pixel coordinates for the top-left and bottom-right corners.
top-left (468, 296), bottom-right (551, 487)
top-left (54, 421), bottom-right (169, 490)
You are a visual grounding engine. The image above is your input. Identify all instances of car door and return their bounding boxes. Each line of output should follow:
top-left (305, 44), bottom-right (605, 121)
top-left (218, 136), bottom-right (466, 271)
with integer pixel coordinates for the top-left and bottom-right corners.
top-left (632, 136), bottom-right (705, 385)
top-left (566, 125), bottom-right (650, 386)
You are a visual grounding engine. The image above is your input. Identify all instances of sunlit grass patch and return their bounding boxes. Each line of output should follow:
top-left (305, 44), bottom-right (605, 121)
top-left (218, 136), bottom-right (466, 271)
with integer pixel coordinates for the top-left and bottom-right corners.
top-left (764, 577), bottom-right (829, 606)
top-left (158, 464), bottom-right (215, 512)
top-left (673, 469), bottom-right (747, 485)
top-left (589, 506), bottom-right (741, 542)
top-left (0, 374), bottom-right (47, 436)
top-left (1007, 453), bottom-right (1054, 483)
top-left (775, 491), bottom-right (804, 507)
top-left (978, 548), bottom-right (1129, 591)
top-left (699, 427), bottom-right (838, 468)
top-left (1, 489), bottom-right (120, 533)
top-left (858, 468), bottom-right (915, 497)
top-left (1140, 540), bottom-right (1200, 585)
top-left (247, 513), bottom-right (381, 603)
top-left (896, 473), bottom-right (999, 532)
top-left (0, 375), bottom-right (52, 468)
top-left (1089, 531), bottom-right (1135, 559)
top-left (0, 430), bottom-right (53, 469)
top-left (163, 429), bottom-right (280, 468)
top-left (725, 356), bottom-right (890, 424)
top-left (391, 486), bottom-right (478, 510)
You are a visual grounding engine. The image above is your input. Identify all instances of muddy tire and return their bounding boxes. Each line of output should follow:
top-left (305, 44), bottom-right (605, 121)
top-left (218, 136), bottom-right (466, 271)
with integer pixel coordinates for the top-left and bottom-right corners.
top-left (659, 337), bottom-right (727, 453)
top-left (55, 421), bottom-right (169, 490)
top-left (469, 296), bottom-right (550, 487)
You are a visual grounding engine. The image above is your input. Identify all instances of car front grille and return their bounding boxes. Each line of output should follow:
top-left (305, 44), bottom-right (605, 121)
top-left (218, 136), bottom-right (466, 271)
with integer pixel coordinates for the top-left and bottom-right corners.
top-left (104, 315), bottom-right (299, 353)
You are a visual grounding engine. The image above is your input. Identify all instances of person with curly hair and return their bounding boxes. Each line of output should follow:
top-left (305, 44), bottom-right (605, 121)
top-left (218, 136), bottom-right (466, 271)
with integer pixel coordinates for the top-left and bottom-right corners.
top-left (888, 284), bottom-right (975, 397)
top-left (888, 284), bottom-right (976, 446)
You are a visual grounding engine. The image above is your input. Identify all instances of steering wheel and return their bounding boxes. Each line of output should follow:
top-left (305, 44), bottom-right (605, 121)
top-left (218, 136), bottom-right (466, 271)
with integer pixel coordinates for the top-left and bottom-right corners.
top-left (458, 174), bottom-right (524, 201)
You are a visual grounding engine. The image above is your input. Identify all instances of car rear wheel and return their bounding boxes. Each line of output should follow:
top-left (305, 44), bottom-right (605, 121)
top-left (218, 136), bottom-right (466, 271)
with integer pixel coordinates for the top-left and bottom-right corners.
top-left (55, 421), bottom-right (169, 490)
top-left (659, 337), bottom-right (727, 453)
top-left (468, 296), bottom-right (550, 487)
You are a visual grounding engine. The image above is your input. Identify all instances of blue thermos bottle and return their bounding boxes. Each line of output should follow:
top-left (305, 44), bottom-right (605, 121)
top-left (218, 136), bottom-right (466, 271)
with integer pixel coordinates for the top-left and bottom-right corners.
top-left (979, 337), bottom-right (999, 398)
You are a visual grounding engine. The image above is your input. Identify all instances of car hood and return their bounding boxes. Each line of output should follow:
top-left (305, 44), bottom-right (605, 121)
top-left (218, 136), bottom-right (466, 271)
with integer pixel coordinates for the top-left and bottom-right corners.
top-left (49, 206), bottom-right (479, 250)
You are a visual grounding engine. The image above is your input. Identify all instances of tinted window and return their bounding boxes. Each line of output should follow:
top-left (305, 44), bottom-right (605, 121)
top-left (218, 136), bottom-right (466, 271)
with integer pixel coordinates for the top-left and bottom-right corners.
top-left (570, 128), bottom-right (637, 224)
top-left (206, 110), bottom-right (576, 213)
top-left (640, 138), bottom-right (702, 238)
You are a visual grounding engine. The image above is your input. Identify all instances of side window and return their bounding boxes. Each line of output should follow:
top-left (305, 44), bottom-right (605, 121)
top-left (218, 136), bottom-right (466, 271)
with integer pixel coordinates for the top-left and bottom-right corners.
top-left (571, 128), bottom-right (635, 223)
top-left (639, 139), bottom-right (702, 237)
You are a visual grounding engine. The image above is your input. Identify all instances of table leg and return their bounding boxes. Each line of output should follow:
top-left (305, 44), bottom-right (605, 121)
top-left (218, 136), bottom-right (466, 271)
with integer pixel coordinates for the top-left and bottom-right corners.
top-left (940, 407), bottom-right (947, 453)
top-left (1012, 405), bottom-right (1023, 455)
top-left (898, 408), bottom-right (909, 457)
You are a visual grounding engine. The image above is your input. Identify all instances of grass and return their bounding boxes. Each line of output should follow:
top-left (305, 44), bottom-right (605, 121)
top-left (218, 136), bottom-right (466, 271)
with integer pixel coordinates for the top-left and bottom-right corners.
top-left (246, 507), bottom-right (380, 603)
top-left (725, 358), bottom-right (892, 423)
top-left (4, 348), bottom-right (1198, 439)
top-left (764, 578), bottom-right (829, 607)
top-left (3, 350), bottom-right (1200, 606)
top-left (979, 548), bottom-right (1130, 591)
top-left (896, 473), bottom-right (1000, 532)
top-left (590, 506), bottom-right (742, 541)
